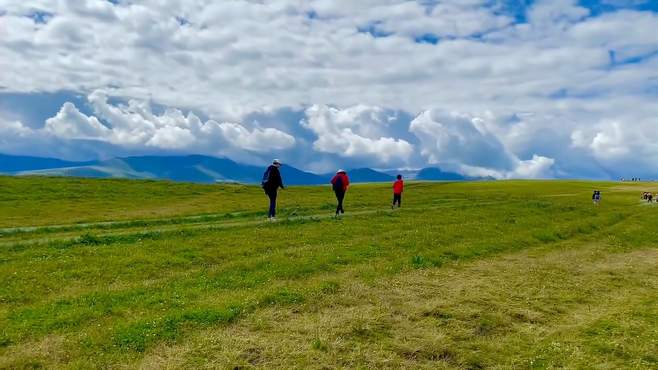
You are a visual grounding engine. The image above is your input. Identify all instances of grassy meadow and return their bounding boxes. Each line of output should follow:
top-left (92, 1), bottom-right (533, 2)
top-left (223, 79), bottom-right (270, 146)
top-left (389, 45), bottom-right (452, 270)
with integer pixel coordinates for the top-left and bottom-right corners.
top-left (0, 176), bottom-right (656, 369)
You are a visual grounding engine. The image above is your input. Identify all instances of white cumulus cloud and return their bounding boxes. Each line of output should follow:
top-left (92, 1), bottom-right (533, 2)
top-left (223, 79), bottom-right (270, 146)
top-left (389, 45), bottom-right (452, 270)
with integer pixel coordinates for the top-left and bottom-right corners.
top-left (410, 109), bottom-right (555, 179)
top-left (29, 91), bottom-right (297, 158)
top-left (45, 102), bottom-right (111, 140)
top-left (302, 105), bottom-right (413, 166)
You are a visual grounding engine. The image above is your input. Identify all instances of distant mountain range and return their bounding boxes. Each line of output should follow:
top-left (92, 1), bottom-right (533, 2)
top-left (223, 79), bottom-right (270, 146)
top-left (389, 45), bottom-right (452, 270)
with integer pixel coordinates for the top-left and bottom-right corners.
top-left (0, 154), bottom-right (95, 173)
top-left (416, 167), bottom-right (468, 181)
top-left (0, 154), bottom-right (478, 184)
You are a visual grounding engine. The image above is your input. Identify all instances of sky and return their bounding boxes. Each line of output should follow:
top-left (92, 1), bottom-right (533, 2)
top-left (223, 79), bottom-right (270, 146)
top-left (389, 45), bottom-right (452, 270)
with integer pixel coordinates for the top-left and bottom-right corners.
top-left (1, 0), bottom-right (657, 178)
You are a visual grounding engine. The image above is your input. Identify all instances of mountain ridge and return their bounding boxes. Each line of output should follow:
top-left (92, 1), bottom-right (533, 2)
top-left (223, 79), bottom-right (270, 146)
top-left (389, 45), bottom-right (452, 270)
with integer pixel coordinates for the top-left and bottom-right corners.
top-left (0, 154), bottom-right (477, 184)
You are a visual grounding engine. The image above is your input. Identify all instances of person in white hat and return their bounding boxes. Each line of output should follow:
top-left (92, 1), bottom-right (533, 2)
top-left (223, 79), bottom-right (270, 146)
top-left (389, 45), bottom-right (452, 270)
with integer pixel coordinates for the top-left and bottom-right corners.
top-left (261, 159), bottom-right (285, 220)
top-left (330, 169), bottom-right (350, 216)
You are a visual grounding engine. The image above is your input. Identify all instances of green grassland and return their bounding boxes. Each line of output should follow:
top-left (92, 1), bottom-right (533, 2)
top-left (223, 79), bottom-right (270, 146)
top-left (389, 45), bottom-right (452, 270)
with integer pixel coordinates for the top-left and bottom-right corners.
top-left (0, 176), bottom-right (656, 369)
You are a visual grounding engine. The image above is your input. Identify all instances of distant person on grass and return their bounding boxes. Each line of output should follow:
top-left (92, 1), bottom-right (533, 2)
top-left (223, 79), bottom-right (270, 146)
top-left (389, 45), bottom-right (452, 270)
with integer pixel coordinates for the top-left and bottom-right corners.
top-left (392, 174), bottom-right (404, 209)
top-left (592, 190), bottom-right (601, 205)
top-left (331, 169), bottom-right (350, 217)
top-left (262, 159), bottom-right (285, 221)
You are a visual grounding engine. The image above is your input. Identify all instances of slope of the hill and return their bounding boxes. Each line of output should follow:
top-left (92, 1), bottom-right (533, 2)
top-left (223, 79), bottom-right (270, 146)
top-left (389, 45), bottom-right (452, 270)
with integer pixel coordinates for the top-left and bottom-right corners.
top-left (0, 177), bottom-right (655, 369)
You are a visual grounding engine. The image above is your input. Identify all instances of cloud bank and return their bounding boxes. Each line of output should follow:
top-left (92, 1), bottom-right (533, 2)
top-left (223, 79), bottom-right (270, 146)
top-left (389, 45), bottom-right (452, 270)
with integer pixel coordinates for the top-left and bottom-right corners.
top-left (0, 0), bottom-right (657, 178)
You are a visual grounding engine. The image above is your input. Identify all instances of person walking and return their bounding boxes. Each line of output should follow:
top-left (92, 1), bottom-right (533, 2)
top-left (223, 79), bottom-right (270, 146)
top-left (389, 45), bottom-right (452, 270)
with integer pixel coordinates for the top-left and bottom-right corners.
top-left (392, 174), bottom-right (404, 209)
top-left (331, 169), bottom-right (350, 217)
top-left (262, 159), bottom-right (285, 221)
top-left (592, 190), bottom-right (601, 205)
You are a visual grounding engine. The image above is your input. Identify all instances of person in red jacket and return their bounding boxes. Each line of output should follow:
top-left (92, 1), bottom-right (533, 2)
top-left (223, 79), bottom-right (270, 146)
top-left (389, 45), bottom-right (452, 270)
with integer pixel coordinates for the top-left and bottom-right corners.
top-left (331, 169), bottom-right (350, 216)
top-left (392, 174), bottom-right (404, 208)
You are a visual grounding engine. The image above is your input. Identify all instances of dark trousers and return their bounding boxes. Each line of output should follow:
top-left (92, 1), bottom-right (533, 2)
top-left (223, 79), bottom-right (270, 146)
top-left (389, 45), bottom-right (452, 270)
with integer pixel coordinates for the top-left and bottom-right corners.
top-left (393, 193), bottom-right (402, 207)
top-left (335, 190), bottom-right (345, 214)
top-left (266, 189), bottom-right (277, 217)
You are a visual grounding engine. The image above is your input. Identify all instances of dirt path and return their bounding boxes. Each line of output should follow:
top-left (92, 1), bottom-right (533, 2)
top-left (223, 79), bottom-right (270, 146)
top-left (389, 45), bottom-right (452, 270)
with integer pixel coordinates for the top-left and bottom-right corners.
top-left (0, 200), bottom-right (514, 247)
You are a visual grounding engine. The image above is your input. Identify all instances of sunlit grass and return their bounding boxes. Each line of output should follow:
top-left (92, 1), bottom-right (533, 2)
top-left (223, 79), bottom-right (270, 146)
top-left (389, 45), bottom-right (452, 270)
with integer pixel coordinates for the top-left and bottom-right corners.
top-left (0, 176), bottom-right (656, 368)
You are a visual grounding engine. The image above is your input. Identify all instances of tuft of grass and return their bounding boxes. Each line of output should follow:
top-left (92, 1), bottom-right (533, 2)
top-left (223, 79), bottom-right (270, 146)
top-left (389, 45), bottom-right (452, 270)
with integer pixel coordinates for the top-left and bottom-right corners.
top-left (259, 290), bottom-right (305, 307)
top-left (319, 281), bottom-right (339, 294)
top-left (311, 338), bottom-right (328, 352)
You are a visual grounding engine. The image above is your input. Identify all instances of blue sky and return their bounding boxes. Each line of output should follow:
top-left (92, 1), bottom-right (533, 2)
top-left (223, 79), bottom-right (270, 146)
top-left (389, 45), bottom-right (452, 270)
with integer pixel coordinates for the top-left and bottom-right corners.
top-left (0, 0), bottom-right (657, 178)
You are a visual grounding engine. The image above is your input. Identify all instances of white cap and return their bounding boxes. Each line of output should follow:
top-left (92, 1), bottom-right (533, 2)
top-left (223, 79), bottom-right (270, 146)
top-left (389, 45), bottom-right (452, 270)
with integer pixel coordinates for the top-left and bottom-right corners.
top-left (273, 159), bottom-right (281, 165)
top-left (336, 169), bottom-right (345, 173)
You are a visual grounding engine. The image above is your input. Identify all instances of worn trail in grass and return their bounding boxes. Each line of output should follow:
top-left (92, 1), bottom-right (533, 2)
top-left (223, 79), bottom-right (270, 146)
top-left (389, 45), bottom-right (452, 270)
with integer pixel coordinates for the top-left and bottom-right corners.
top-left (0, 177), bottom-right (656, 368)
top-left (0, 199), bottom-right (516, 248)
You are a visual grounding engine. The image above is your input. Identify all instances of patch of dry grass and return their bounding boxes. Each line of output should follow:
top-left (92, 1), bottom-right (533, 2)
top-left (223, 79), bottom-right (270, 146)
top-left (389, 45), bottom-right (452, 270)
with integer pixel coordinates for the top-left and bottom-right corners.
top-left (0, 335), bottom-right (67, 369)
top-left (137, 245), bottom-right (657, 369)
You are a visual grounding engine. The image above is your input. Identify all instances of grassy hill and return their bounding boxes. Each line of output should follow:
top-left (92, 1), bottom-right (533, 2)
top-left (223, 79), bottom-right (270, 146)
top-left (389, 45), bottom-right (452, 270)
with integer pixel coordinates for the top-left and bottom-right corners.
top-left (0, 176), bottom-right (656, 368)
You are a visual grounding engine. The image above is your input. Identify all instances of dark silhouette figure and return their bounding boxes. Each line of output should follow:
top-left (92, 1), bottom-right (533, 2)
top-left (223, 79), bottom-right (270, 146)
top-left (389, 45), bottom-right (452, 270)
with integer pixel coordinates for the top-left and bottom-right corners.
top-left (262, 159), bottom-right (285, 220)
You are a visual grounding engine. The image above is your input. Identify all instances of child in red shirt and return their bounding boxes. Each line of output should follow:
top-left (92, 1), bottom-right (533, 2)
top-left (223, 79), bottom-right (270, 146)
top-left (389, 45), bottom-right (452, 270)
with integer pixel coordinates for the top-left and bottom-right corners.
top-left (392, 174), bottom-right (403, 208)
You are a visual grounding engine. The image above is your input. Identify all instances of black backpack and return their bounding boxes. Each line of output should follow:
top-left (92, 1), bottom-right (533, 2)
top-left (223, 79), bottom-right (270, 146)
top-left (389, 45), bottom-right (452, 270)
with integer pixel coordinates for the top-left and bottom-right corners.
top-left (261, 167), bottom-right (271, 188)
